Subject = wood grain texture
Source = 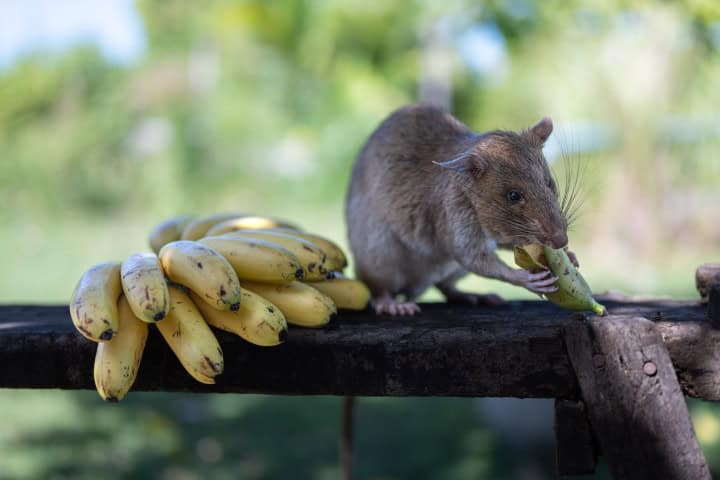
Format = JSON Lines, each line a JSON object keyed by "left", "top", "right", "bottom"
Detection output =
{"left": 0, "top": 299, "right": 715, "bottom": 399}
{"left": 564, "top": 316, "right": 710, "bottom": 480}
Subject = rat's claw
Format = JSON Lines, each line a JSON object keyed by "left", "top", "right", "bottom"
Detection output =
{"left": 373, "top": 297, "right": 421, "bottom": 316}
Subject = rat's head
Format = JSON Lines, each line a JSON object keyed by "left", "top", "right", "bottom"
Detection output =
{"left": 435, "top": 117, "right": 567, "bottom": 249}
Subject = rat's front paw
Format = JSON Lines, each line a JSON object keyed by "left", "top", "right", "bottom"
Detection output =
{"left": 515, "top": 269, "right": 558, "bottom": 294}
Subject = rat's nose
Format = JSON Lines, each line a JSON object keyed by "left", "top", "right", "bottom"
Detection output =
{"left": 548, "top": 231, "right": 568, "bottom": 250}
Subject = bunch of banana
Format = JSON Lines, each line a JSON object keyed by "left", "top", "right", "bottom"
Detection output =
{"left": 514, "top": 244, "right": 606, "bottom": 315}
{"left": 71, "top": 212, "right": 372, "bottom": 401}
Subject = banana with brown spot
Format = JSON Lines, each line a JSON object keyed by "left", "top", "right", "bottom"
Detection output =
{"left": 241, "top": 280, "right": 336, "bottom": 328}
{"left": 93, "top": 295, "right": 149, "bottom": 401}
{"left": 198, "top": 236, "right": 304, "bottom": 284}
{"left": 159, "top": 240, "right": 242, "bottom": 311}
{"left": 261, "top": 228, "right": 348, "bottom": 272}
{"left": 157, "top": 285, "right": 224, "bottom": 384}
{"left": 221, "top": 230, "right": 327, "bottom": 281}
{"left": 191, "top": 289, "right": 288, "bottom": 347}
{"left": 69, "top": 262, "right": 122, "bottom": 342}
{"left": 121, "top": 252, "right": 169, "bottom": 323}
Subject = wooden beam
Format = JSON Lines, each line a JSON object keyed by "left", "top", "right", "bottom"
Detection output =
{"left": 0, "top": 300, "right": 714, "bottom": 398}
{"left": 564, "top": 316, "right": 710, "bottom": 480}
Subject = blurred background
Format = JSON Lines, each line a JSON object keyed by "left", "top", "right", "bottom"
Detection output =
{"left": 1, "top": 0, "right": 719, "bottom": 478}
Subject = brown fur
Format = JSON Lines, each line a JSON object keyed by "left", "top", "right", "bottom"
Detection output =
{"left": 345, "top": 103, "right": 567, "bottom": 301}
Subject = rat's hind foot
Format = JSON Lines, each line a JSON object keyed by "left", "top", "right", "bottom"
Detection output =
{"left": 373, "top": 295, "right": 421, "bottom": 316}
{"left": 443, "top": 289, "right": 506, "bottom": 307}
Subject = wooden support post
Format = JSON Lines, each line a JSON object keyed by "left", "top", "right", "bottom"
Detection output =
{"left": 696, "top": 262, "right": 720, "bottom": 304}
{"left": 554, "top": 399, "right": 597, "bottom": 476}
{"left": 564, "top": 316, "right": 710, "bottom": 480}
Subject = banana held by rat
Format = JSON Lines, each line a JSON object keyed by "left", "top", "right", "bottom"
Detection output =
{"left": 261, "top": 228, "right": 348, "bottom": 272}
{"left": 70, "top": 262, "right": 122, "bottom": 342}
{"left": 221, "top": 230, "right": 327, "bottom": 280}
{"left": 204, "top": 216, "right": 299, "bottom": 237}
{"left": 198, "top": 236, "right": 304, "bottom": 284}
{"left": 158, "top": 240, "right": 242, "bottom": 311}
{"left": 148, "top": 215, "right": 194, "bottom": 253}
{"left": 241, "top": 280, "right": 337, "bottom": 328}
{"left": 93, "top": 295, "right": 149, "bottom": 402}
{"left": 191, "top": 290, "right": 288, "bottom": 347}
{"left": 309, "top": 278, "right": 371, "bottom": 310}
{"left": 121, "top": 253, "right": 169, "bottom": 323}
{"left": 514, "top": 244, "right": 606, "bottom": 315}
{"left": 157, "top": 285, "right": 224, "bottom": 384}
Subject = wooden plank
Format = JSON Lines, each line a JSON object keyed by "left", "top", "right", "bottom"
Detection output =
{"left": 0, "top": 300, "right": 713, "bottom": 398}
{"left": 564, "top": 316, "right": 710, "bottom": 480}
{"left": 554, "top": 399, "right": 597, "bottom": 476}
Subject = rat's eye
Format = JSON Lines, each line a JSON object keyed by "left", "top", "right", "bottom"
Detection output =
{"left": 506, "top": 190, "right": 524, "bottom": 204}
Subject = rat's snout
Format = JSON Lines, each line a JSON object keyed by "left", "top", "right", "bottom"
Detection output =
{"left": 546, "top": 231, "right": 568, "bottom": 250}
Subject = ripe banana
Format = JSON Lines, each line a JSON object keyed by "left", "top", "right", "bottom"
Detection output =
{"left": 70, "top": 262, "right": 122, "bottom": 341}
{"left": 157, "top": 285, "right": 224, "bottom": 384}
{"left": 93, "top": 295, "right": 149, "bottom": 401}
{"left": 198, "top": 236, "right": 304, "bottom": 284}
{"left": 148, "top": 215, "right": 193, "bottom": 253}
{"left": 309, "top": 278, "right": 370, "bottom": 310}
{"left": 159, "top": 240, "right": 242, "bottom": 311}
{"left": 264, "top": 228, "right": 348, "bottom": 272}
{"left": 121, "top": 252, "right": 169, "bottom": 322}
{"left": 514, "top": 244, "right": 606, "bottom": 315}
{"left": 241, "top": 281, "right": 337, "bottom": 328}
{"left": 191, "top": 290, "right": 288, "bottom": 347}
{"left": 204, "top": 216, "right": 299, "bottom": 237}
{"left": 222, "top": 230, "right": 327, "bottom": 280}
{"left": 181, "top": 212, "right": 246, "bottom": 241}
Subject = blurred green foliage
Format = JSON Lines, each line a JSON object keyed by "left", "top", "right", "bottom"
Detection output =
{"left": 1, "top": 0, "right": 720, "bottom": 478}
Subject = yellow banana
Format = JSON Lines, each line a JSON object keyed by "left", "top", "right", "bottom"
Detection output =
{"left": 191, "top": 290, "right": 288, "bottom": 347}
{"left": 241, "top": 281, "right": 336, "bottom": 328}
{"left": 204, "top": 216, "right": 300, "bottom": 237}
{"left": 514, "top": 244, "right": 606, "bottom": 315}
{"left": 198, "top": 236, "right": 304, "bottom": 284}
{"left": 148, "top": 215, "right": 193, "bottom": 253}
{"left": 181, "top": 212, "right": 246, "bottom": 241}
{"left": 157, "top": 285, "right": 224, "bottom": 384}
{"left": 222, "top": 230, "right": 327, "bottom": 281}
{"left": 159, "top": 240, "right": 242, "bottom": 311}
{"left": 93, "top": 295, "right": 149, "bottom": 401}
{"left": 309, "top": 278, "right": 370, "bottom": 310}
{"left": 121, "top": 252, "right": 169, "bottom": 323}
{"left": 69, "top": 262, "right": 122, "bottom": 342}
{"left": 262, "top": 228, "right": 348, "bottom": 272}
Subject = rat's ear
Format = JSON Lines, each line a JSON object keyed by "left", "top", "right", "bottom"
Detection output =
{"left": 528, "top": 116, "right": 553, "bottom": 144}
{"left": 433, "top": 149, "right": 485, "bottom": 177}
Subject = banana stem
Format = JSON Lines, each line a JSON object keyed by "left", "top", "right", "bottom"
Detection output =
{"left": 340, "top": 396, "right": 355, "bottom": 480}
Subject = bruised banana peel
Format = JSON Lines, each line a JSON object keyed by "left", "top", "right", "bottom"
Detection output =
{"left": 514, "top": 244, "right": 606, "bottom": 316}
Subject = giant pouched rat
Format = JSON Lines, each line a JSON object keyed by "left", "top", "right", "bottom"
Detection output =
{"left": 345, "top": 103, "right": 574, "bottom": 315}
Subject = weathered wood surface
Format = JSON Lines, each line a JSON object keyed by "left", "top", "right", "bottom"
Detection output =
{"left": 0, "top": 301, "right": 720, "bottom": 400}
{"left": 0, "top": 299, "right": 715, "bottom": 398}
{"left": 564, "top": 316, "right": 710, "bottom": 480}
{"left": 554, "top": 399, "right": 596, "bottom": 476}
